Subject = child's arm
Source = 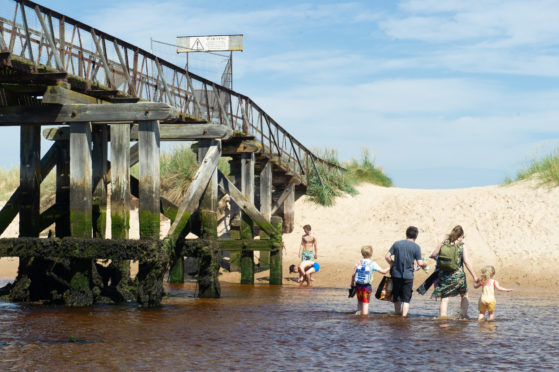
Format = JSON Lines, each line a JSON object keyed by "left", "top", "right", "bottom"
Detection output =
{"left": 350, "top": 270, "right": 356, "bottom": 287}
{"left": 494, "top": 280, "right": 513, "bottom": 292}
{"left": 299, "top": 237, "right": 304, "bottom": 259}
{"left": 377, "top": 266, "right": 390, "bottom": 275}
{"left": 314, "top": 237, "right": 318, "bottom": 259}
{"left": 473, "top": 280, "right": 482, "bottom": 289}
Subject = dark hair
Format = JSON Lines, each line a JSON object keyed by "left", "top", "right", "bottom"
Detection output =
{"left": 406, "top": 226, "right": 419, "bottom": 240}
{"left": 303, "top": 224, "right": 311, "bottom": 231}
{"left": 448, "top": 225, "right": 464, "bottom": 243}
{"left": 289, "top": 264, "right": 297, "bottom": 273}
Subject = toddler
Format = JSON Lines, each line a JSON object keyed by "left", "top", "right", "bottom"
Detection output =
{"left": 473, "top": 265, "right": 513, "bottom": 321}
{"left": 351, "top": 245, "right": 389, "bottom": 315}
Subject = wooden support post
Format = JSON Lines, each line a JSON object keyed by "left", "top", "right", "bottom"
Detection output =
{"left": 228, "top": 158, "right": 241, "bottom": 272}
{"left": 138, "top": 120, "right": 160, "bottom": 239}
{"left": 269, "top": 216, "right": 283, "bottom": 285}
{"left": 137, "top": 121, "right": 164, "bottom": 305}
{"left": 259, "top": 160, "right": 272, "bottom": 268}
{"left": 92, "top": 125, "right": 108, "bottom": 238}
{"left": 19, "top": 125, "right": 41, "bottom": 237}
{"left": 55, "top": 141, "right": 70, "bottom": 237}
{"left": 69, "top": 122, "right": 94, "bottom": 306}
{"left": 196, "top": 139, "right": 221, "bottom": 297}
{"left": 283, "top": 183, "right": 295, "bottom": 233}
{"left": 110, "top": 124, "right": 130, "bottom": 239}
{"left": 240, "top": 153, "right": 255, "bottom": 284}
{"left": 70, "top": 122, "right": 92, "bottom": 238}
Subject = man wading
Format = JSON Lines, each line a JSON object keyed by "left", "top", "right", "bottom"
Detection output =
{"left": 385, "top": 226, "right": 427, "bottom": 317}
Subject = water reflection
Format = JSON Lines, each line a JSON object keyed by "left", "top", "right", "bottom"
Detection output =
{"left": 0, "top": 284, "right": 557, "bottom": 370}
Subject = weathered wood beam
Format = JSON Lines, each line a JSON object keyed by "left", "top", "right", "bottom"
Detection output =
{"left": 138, "top": 120, "right": 160, "bottom": 239}
{"left": 69, "top": 122, "right": 92, "bottom": 238}
{"left": 19, "top": 125, "right": 41, "bottom": 237}
{"left": 240, "top": 153, "right": 255, "bottom": 284}
{"left": 0, "top": 141, "right": 59, "bottom": 235}
{"left": 92, "top": 125, "right": 108, "bottom": 238}
{"left": 259, "top": 160, "right": 272, "bottom": 267}
{"left": 0, "top": 72, "right": 67, "bottom": 83}
{"left": 110, "top": 124, "right": 130, "bottom": 239}
{"left": 0, "top": 237, "right": 165, "bottom": 262}
{"left": 271, "top": 183, "right": 294, "bottom": 215}
{"left": 269, "top": 216, "right": 283, "bottom": 285}
{"left": 166, "top": 143, "right": 220, "bottom": 246}
{"left": 43, "top": 85, "right": 111, "bottom": 105}
{"left": 55, "top": 140, "right": 70, "bottom": 237}
{"left": 0, "top": 102, "right": 178, "bottom": 125}
{"left": 217, "top": 170, "right": 278, "bottom": 237}
{"left": 196, "top": 139, "right": 221, "bottom": 296}
{"left": 283, "top": 183, "right": 295, "bottom": 233}
{"left": 218, "top": 239, "right": 275, "bottom": 252}
{"left": 43, "top": 124, "right": 232, "bottom": 141}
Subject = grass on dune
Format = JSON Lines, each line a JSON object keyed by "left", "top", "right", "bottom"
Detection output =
{"left": 505, "top": 147, "right": 559, "bottom": 187}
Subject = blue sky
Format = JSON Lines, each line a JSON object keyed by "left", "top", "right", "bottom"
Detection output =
{"left": 3, "top": 0, "right": 559, "bottom": 188}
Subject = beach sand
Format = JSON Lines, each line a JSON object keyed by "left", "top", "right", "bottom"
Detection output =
{"left": 2, "top": 179, "right": 558, "bottom": 290}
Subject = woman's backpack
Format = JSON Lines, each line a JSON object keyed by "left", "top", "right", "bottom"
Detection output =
{"left": 437, "top": 242, "right": 461, "bottom": 272}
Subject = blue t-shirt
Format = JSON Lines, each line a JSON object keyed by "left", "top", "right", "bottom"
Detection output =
{"left": 389, "top": 239, "right": 421, "bottom": 280}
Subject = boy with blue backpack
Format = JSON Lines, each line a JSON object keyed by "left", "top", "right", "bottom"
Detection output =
{"left": 351, "top": 245, "right": 390, "bottom": 315}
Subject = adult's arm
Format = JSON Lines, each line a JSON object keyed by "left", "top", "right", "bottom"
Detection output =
{"left": 415, "top": 246, "right": 427, "bottom": 267}
{"left": 430, "top": 242, "right": 443, "bottom": 259}
{"left": 462, "top": 244, "right": 478, "bottom": 282}
{"left": 385, "top": 249, "right": 394, "bottom": 266}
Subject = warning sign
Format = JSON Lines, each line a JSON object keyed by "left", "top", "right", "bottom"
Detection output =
{"left": 177, "top": 35, "right": 243, "bottom": 53}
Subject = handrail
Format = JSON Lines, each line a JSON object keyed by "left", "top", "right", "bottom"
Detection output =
{"left": 0, "top": 0, "right": 345, "bottom": 186}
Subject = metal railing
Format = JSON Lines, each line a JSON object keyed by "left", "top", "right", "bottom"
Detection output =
{"left": 0, "top": 0, "right": 344, "bottom": 186}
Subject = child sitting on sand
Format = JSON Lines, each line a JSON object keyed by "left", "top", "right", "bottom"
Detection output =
{"left": 351, "top": 245, "right": 389, "bottom": 315}
{"left": 289, "top": 260, "right": 320, "bottom": 286}
{"left": 473, "top": 265, "right": 513, "bottom": 321}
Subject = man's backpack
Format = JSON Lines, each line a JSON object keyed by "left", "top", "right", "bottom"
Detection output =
{"left": 355, "top": 260, "right": 374, "bottom": 285}
{"left": 438, "top": 242, "right": 461, "bottom": 273}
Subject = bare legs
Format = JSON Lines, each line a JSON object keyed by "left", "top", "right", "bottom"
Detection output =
{"left": 439, "top": 293, "right": 469, "bottom": 318}
{"left": 478, "top": 311, "right": 495, "bottom": 321}
{"left": 394, "top": 302, "right": 410, "bottom": 317}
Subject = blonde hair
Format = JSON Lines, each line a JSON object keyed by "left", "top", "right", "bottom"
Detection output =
{"left": 361, "top": 245, "right": 373, "bottom": 259}
{"left": 480, "top": 265, "right": 496, "bottom": 282}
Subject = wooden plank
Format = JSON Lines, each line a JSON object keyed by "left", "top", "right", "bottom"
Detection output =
{"left": 110, "top": 124, "right": 130, "bottom": 239}
{"left": 166, "top": 144, "right": 220, "bottom": 246}
{"left": 43, "top": 124, "right": 232, "bottom": 141}
{"left": 138, "top": 120, "right": 160, "bottom": 239}
{"left": 269, "top": 216, "right": 283, "bottom": 285}
{"left": 259, "top": 160, "right": 272, "bottom": 267}
{"left": 283, "top": 183, "right": 295, "bottom": 233}
{"left": 19, "top": 125, "right": 41, "bottom": 237}
{"left": 43, "top": 85, "right": 111, "bottom": 105}
{"left": 69, "top": 122, "right": 92, "bottom": 238}
{"left": 0, "top": 102, "right": 178, "bottom": 125}
{"left": 271, "top": 183, "right": 294, "bottom": 215}
{"left": 0, "top": 72, "right": 67, "bottom": 83}
{"left": 55, "top": 140, "right": 70, "bottom": 237}
{"left": 240, "top": 153, "right": 255, "bottom": 284}
{"left": 91, "top": 125, "right": 108, "bottom": 238}
{"left": 196, "top": 139, "right": 221, "bottom": 297}
{"left": 217, "top": 170, "right": 278, "bottom": 237}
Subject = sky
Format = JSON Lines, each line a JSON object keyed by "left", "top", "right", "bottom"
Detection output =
{"left": 2, "top": 0, "right": 559, "bottom": 188}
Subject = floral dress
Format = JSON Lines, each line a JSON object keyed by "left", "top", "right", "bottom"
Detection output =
{"left": 432, "top": 242, "right": 467, "bottom": 298}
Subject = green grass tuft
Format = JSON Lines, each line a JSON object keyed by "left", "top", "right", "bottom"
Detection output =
{"left": 506, "top": 147, "right": 559, "bottom": 186}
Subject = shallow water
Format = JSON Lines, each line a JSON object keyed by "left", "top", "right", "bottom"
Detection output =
{"left": 0, "top": 280, "right": 557, "bottom": 371}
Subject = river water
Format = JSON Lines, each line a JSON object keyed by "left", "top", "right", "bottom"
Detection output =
{"left": 0, "top": 280, "right": 557, "bottom": 371}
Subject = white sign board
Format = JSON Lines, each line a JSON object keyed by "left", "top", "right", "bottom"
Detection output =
{"left": 176, "top": 35, "right": 243, "bottom": 53}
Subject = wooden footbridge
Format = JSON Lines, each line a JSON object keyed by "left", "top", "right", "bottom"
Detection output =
{"left": 0, "top": 0, "right": 343, "bottom": 306}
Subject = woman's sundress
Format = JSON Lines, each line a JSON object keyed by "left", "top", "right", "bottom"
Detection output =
{"left": 432, "top": 242, "right": 467, "bottom": 298}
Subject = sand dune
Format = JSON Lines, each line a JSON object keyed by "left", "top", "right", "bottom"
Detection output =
{"left": 282, "top": 180, "right": 559, "bottom": 290}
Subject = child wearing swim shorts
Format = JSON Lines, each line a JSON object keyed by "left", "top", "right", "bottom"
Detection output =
{"left": 351, "top": 245, "right": 389, "bottom": 315}
{"left": 473, "top": 265, "right": 513, "bottom": 321}
{"left": 289, "top": 261, "right": 320, "bottom": 286}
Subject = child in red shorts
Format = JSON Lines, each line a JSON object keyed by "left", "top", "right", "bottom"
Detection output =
{"left": 351, "top": 245, "right": 389, "bottom": 315}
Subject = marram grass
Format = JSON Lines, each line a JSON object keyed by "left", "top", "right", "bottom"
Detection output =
{"left": 505, "top": 147, "right": 559, "bottom": 187}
